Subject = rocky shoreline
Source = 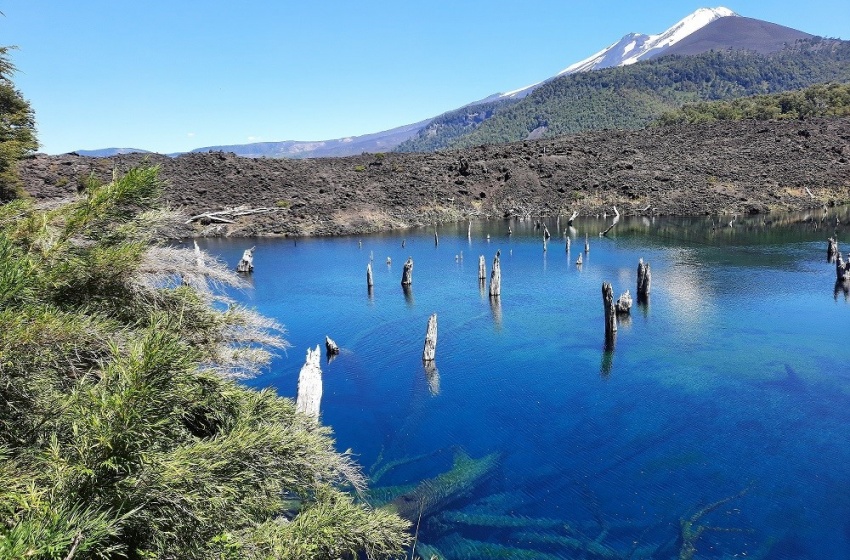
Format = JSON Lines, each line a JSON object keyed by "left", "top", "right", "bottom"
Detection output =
{"left": 17, "top": 117, "right": 850, "bottom": 237}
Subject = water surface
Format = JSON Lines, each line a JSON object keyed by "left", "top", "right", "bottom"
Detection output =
{"left": 198, "top": 209, "right": 850, "bottom": 559}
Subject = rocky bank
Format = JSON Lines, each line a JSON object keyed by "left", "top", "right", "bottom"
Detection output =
{"left": 17, "top": 117, "right": 850, "bottom": 237}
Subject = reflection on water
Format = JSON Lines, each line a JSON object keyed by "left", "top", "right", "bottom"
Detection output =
{"left": 198, "top": 205, "right": 850, "bottom": 559}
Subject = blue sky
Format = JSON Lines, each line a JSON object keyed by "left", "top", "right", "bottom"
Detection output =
{"left": 3, "top": 1, "right": 848, "bottom": 155}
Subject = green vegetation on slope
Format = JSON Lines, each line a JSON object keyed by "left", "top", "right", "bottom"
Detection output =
{"left": 398, "top": 37, "right": 850, "bottom": 152}
{"left": 0, "top": 47, "right": 38, "bottom": 200}
{"left": 0, "top": 166, "right": 411, "bottom": 559}
{"left": 655, "top": 81, "right": 850, "bottom": 125}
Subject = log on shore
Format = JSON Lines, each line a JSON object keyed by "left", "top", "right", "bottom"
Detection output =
{"left": 295, "top": 346, "right": 322, "bottom": 418}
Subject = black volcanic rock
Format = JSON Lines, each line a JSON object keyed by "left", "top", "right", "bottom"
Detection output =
{"left": 18, "top": 117, "right": 850, "bottom": 237}
{"left": 660, "top": 16, "right": 813, "bottom": 57}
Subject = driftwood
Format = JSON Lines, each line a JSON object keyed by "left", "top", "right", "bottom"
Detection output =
{"left": 828, "top": 237, "right": 838, "bottom": 262}
{"left": 422, "top": 313, "right": 438, "bottom": 362}
{"left": 616, "top": 290, "right": 633, "bottom": 314}
{"left": 401, "top": 257, "right": 413, "bottom": 286}
{"left": 295, "top": 346, "right": 322, "bottom": 418}
{"left": 600, "top": 206, "right": 620, "bottom": 237}
{"left": 602, "top": 282, "right": 617, "bottom": 340}
{"left": 637, "top": 258, "right": 651, "bottom": 300}
{"left": 236, "top": 246, "right": 255, "bottom": 273}
{"left": 489, "top": 250, "right": 501, "bottom": 297}
{"left": 325, "top": 336, "right": 340, "bottom": 356}
{"left": 478, "top": 255, "right": 486, "bottom": 280}
{"left": 186, "top": 205, "right": 277, "bottom": 224}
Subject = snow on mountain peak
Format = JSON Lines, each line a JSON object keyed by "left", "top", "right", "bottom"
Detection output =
{"left": 501, "top": 7, "right": 738, "bottom": 99}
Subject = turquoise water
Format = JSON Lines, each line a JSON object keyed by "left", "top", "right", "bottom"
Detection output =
{"left": 198, "top": 210, "right": 850, "bottom": 559}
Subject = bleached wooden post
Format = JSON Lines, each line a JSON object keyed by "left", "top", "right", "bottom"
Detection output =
{"left": 236, "top": 246, "right": 255, "bottom": 273}
{"left": 295, "top": 346, "right": 322, "bottom": 418}
{"left": 602, "top": 282, "right": 617, "bottom": 341}
{"left": 478, "top": 255, "right": 486, "bottom": 280}
{"left": 422, "top": 313, "right": 437, "bottom": 362}
{"left": 401, "top": 257, "right": 413, "bottom": 286}
{"left": 325, "top": 336, "right": 340, "bottom": 356}
{"left": 367, "top": 262, "right": 374, "bottom": 288}
{"left": 828, "top": 237, "right": 838, "bottom": 262}
{"left": 468, "top": 221, "right": 472, "bottom": 242}
{"left": 576, "top": 253, "right": 583, "bottom": 265}
{"left": 584, "top": 234, "right": 589, "bottom": 253}
{"left": 489, "top": 250, "right": 501, "bottom": 297}
{"left": 435, "top": 229, "right": 439, "bottom": 246}
{"left": 637, "top": 258, "right": 651, "bottom": 300}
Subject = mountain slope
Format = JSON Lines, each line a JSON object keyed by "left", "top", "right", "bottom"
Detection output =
{"left": 661, "top": 15, "right": 813, "bottom": 56}
{"left": 398, "top": 38, "right": 850, "bottom": 152}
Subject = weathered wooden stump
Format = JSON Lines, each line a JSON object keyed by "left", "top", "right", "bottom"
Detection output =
{"left": 236, "top": 246, "right": 255, "bottom": 273}
{"left": 325, "top": 336, "right": 340, "bottom": 356}
{"left": 568, "top": 210, "right": 578, "bottom": 227}
{"left": 584, "top": 234, "right": 589, "bottom": 253}
{"left": 478, "top": 255, "right": 486, "bottom": 280}
{"left": 576, "top": 253, "right": 583, "bottom": 265}
{"left": 367, "top": 262, "right": 374, "bottom": 288}
{"left": 401, "top": 257, "right": 413, "bottom": 286}
{"left": 489, "top": 250, "right": 501, "bottom": 297}
{"left": 616, "top": 290, "right": 633, "bottom": 315}
{"left": 422, "top": 313, "right": 438, "bottom": 362}
{"left": 295, "top": 346, "right": 322, "bottom": 418}
{"left": 837, "top": 252, "right": 850, "bottom": 282}
{"left": 637, "top": 258, "right": 651, "bottom": 301}
{"left": 602, "top": 282, "right": 617, "bottom": 340}
{"left": 828, "top": 237, "right": 839, "bottom": 262}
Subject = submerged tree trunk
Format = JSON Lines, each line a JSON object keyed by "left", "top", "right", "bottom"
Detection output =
{"left": 236, "top": 246, "right": 255, "bottom": 273}
{"left": 602, "top": 282, "right": 617, "bottom": 340}
{"left": 295, "top": 346, "right": 322, "bottom": 418}
{"left": 489, "top": 250, "right": 501, "bottom": 297}
{"left": 401, "top": 257, "right": 413, "bottom": 286}
{"left": 828, "top": 237, "right": 839, "bottom": 262}
{"left": 837, "top": 253, "right": 850, "bottom": 282}
{"left": 422, "top": 313, "right": 438, "bottom": 362}
{"left": 478, "top": 255, "right": 486, "bottom": 280}
{"left": 367, "top": 262, "right": 374, "bottom": 288}
{"left": 637, "top": 258, "right": 651, "bottom": 301}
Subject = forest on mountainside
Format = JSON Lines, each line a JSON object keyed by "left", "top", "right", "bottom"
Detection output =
{"left": 396, "top": 38, "right": 850, "bottom": 153}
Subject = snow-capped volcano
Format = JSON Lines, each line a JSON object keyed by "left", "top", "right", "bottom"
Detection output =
{"left": 502, "top": 7, "right": 737, "bottom": 98}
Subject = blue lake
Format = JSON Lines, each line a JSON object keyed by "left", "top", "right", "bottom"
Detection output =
{"left": 197, "top": 210, "right": 850, "bottom": 559}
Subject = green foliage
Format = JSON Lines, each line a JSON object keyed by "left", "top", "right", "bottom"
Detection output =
{"left": 397, "top": 38, "right": 850, "bottom": 151}
{"left": 655, "top": 82, "right": 850, "bottom": 125}
{"left": 354, "top": 164, "right": 366, "bottom": 172}
{"left": 0, "top": 46, "right": 38, "bottom": 201}
{"left": 0, "top": 166, "right": 411, "bottom": 559}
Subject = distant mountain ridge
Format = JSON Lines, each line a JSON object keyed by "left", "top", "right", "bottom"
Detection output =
{"left": 74, "top": 7, "right": 832, "bottom": 158}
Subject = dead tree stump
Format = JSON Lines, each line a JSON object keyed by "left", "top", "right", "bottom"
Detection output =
{"left": 295, "top": 346, "right": 322, "bottom": 418}
{"left": 489, "top": 250, "right": 501, "bottom": 297}
{"left": 602, "top": 282, "right": 617, "bottom": 340}
{"left": 422, "top": 313, "right": 438, "bottom": 362}
{"left": 828, "top": 237, "right": 839, "bottom": 262}
{"left": 236, "top": 246, "right": 255, "bottom": 273}
{"left": 367, "top": 262, "right": 374, "bottom": 288}
{"left": 401, "top": 257, "right": 413, "bottom": 286}
{"left": 637, "top": 258, "right": 651, "bottom": 301}
{"left": 616, "top": 290, "right": 633, "bottom": 314}
{"left": 478, "top": 255, "right": 486, "bottom": 280}
{"left": 325, "top": 336, "right": 340, "bottom": 356}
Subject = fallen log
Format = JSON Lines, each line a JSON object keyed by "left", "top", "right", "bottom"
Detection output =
{"left": 295, "top": 346, "right": 322, "bottom": 418}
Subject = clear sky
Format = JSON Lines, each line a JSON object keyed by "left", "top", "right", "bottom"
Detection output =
{"left": 3, "top": 1, "right": 848, "bottom": 155}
